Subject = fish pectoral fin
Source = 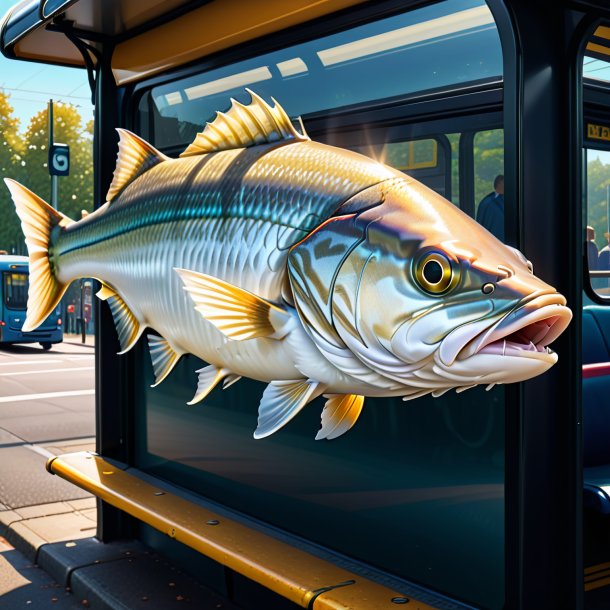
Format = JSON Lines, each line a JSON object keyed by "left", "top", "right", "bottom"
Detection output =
{"left": 107, "top": 129, "right": 168, "bottom": 202}
{"left": 188, "top": 365, "right": 232, "bottom": 405}
{"left": 254, "top": 379, "right": 323, "bottom": 439}
{"left": 180, "top": 89, "right": 308, "bottom": 157}
{"left": 147, "top": 334, "right": 183, "bottom": 387}
{"left": 175, "top": 268, "right": 291, "bottom": 341}
{"left": 107, "top": 293, "right": 145, "bottom": 354}
{"left": 316, "top": 394, "right": 364, "bottom": 441}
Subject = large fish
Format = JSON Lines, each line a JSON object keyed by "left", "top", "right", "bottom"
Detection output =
{"left": 5, "top": 91, "right": 571, "bottom": 440}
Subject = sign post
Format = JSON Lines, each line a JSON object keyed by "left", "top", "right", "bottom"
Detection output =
{"left": 47, "top": 99, "right": 70, "bottom": 210}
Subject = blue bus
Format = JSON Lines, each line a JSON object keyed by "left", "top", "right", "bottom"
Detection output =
{"left": 0, "top": 255, "right": 63, "bottom": 350}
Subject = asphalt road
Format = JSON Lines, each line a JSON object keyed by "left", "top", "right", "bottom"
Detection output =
{"left": 0, "top": 338, "right": 95, "bottom": 510}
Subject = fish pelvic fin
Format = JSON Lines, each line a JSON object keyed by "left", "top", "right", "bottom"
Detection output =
{"left": 106, "top": 129, "right": 169, "bottom": 202}
{"left": 179, "top": 89, "right": 309, "bottom": 157}
{"left": 147, "top": 334, "right": 183, "bottom": 387}
{"left": 3, "top": 179, "right": 74, "bottom": 332}
{"left": 175, "top": 268, "right": 291, "bottom": 341}
{"left": 316, "top": 394, "right": 365, "bottom": 441}
{"left": 106, "top": 292, "right": 145, "bottom": 354}
{"left": 188, "top": 365, "right": 234, "bottom": 405}
{"left": 254, "top": 379, "right": 323, "bottom": 439}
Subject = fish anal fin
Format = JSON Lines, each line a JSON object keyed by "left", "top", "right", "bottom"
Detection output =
{"left": 107, "top": 293, "right": 144, "bottom": 354}
{"left": 175, "top": 268, "right": 291, "bottom": 341}
{"left": 96, "top": 282, "right": 117, "bottom": 301}
{"left": 3, "top": 179, "right": 74, "bottom": 331}
{"left": 254, "top": 379, "right": 323, "bottom": 439}
{"left": 222, "top": 374, "right": 242, "bottom": 390}
{"left": 188, "top": 365, "right": 231, "bottom": 405}
{"left": 316, "top": 394, "right": 364, "bottom": 441}
{"left": 147, "top": 334, "right": 182, "bottom": 387}
{"left": 106, "top": 129, "right": 169, "bottom": 202}
{"left": 179, "top": 89, "right": 309, "bottom": 157}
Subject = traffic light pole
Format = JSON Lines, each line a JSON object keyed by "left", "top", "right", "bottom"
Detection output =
{"left": 48, "top": 99, "right": 58, "bottom": 210}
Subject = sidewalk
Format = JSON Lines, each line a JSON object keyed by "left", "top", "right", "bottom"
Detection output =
{"left": 62, "top": 333, "right": 95, "bottom": 348}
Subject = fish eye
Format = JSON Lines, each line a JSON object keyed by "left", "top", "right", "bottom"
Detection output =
{"left": 413, "top": 250, "right": 459, "bottom": 295}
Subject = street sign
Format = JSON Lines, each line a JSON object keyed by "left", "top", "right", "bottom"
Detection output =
{"left": 49, "top": 143, "right": 70, "bottom": 176}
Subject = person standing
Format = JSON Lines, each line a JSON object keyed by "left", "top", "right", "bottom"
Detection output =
{"left": 476, "top": 174, "right": 504, "bottom": 241}
{"left": 587, "top": 226, "right": 599, "bottom": 271}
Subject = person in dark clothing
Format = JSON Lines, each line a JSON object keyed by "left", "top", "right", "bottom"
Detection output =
{"left": 476, "top": 174, "right": 504, "bottom": 241}
{"left": 587, "top": 226, "right": 599, "bottom": 271}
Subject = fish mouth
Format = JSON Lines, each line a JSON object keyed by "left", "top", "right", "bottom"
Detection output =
{"left": 457, "top": 292, "right": 572, "bottom": 363}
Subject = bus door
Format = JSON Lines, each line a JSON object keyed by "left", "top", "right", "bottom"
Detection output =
{"left": 2, "top": 269, "right": 29, "bottom": 332}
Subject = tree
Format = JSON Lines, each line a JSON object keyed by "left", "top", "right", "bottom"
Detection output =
{"left": 22, "top": 102, "right": 94, "bottom": 223}
{"left": 0, "top": 92, "right": 26, "bottom": 252}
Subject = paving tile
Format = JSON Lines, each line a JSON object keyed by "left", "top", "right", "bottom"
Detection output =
{"left": 5, "top": 521, "right": 46, "bottom": 560}
{"left": 21, "top": 512, "right": 97, "bottom": 545}
{"left": 77, "top": 508, "right": 96, "bottom": 523}
{"left": 14, "top": 501, "right": 73, "bottom": 520}
{"left": 0, "top": 511, "right": 21, "bottom": 537}
{"left": 0, "top": 445, "right": 90, "bottom": 508}
{"left": 44, "top": 439, "right": 96, "bottom": 456}
{"left": 66, "top": 498, "right": 96, "bottom": 512}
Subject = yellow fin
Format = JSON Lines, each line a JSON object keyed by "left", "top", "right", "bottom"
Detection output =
{"left": 316, "top": 394, "right": 364, "bottom": 440}
{"left": 175, "top": 268, "right": 291, "bottom": 341}
{"left": 107, "top": 293, "right": 144, "bottom": 354}
{"left": 179, "top": 89, "right": 309, "bottom": 157}
{"left": 3, "top": 179, "right": 74, "bottom": 332}
{"left": 147, "top": 334, "right": 182, "bottom": 387}
{"left": 106, "top": 129, "right": 168, "bottom": 202}
{"left": 96, "top": 282, "right": 117, "bottom": 301}
{"left": 254, "top": 379, "right": 323, "bottom": 439}
{"left": 188, "top": 365, "right": 234, "bottom": 405}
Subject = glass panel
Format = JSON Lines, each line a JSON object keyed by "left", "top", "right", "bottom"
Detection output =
{"left": 474, "top": 129, "right": 504, "bottom": 241}
{"left": 137, "top": 360, "right": 505, "bottom": 609}
{"left": 143, "top": 0, "right": 502, "bottom": 150}
{"left": 585, "top": 148, "right": 610, "bottom": 297}
{"left": 135, "top": 3, "right": 505, "bottom": 608}
{"left": 3, "top": 272, "right": 28, "bottom": 310}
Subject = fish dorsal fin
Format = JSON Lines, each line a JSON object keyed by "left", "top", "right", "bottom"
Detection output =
{"left": 316, "top": 394, "right": 364, "bottom": 440}
{"left": 106, "top": 129, "right": 169, "bottom": 202}
{"left": 175, "top": 267, "right": 292, "bottom": 341}
{"left": 254, "top": 379, "right": 323, "bottom": 439}
{"left": 179, "top": 89, "right": 309, "bottom": 158}
{"left": 147, "top": 334, "right": 183, "bottom": 387}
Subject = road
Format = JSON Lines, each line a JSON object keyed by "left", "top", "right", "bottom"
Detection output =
{"left": 0, "top": 338, "right": 95, "bottom": 511}
{"left": 0, "top": 336, "right": 96, "bottom": 608}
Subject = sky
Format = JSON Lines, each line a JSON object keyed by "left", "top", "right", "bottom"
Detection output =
{"left": 0, "top": 0, "right": 93, "bottom": 131}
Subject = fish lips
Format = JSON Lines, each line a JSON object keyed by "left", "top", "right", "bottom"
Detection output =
{"left": 439, "top": 292, "right": 572, "bottom": 368}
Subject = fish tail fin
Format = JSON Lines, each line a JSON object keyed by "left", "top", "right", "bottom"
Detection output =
{"left": 3, "top": 179, "right": 75, "bottom": 332}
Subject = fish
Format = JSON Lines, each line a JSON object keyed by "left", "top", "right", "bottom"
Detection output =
{"left": 4, "top": 90, "right": 572, "bottom": 440}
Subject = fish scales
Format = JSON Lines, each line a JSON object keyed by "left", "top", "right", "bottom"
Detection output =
{"left": 5, "top": 91, "right": 572, "bottom": 439}
{"left": 51, "top": 141, "right": 397, "bottom": 382}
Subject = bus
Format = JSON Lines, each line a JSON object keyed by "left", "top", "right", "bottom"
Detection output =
{"left": 0, "top": 255, "right": 62, "bottom": 350}
{"left": 2, "top": 0, "right": 610, "bottom": 609}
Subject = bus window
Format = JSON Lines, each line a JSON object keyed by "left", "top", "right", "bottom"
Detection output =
{"left": 473, "top": 129, "right": 504, "bottom": 240}
{"left": 585, "top": 147, "right": 610, "bottom": 297}
{"left": 474, "top": 129, "right": 504, "bottom": 217}
{"left": 353, "top": 137, "right": 451, "bottom": 199}
{"left": 3, "top": 272, "right": 28, "bottom": 310}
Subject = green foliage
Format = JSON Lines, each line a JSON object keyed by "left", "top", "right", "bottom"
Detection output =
{"left": 586, "top": 156, "right": 610, "bottom": 250}
{"left": 473, "top": 129, "right": 504, "bottom": 214}
{"left": 0, "top": 96, "right": 93, "bottom": 254}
